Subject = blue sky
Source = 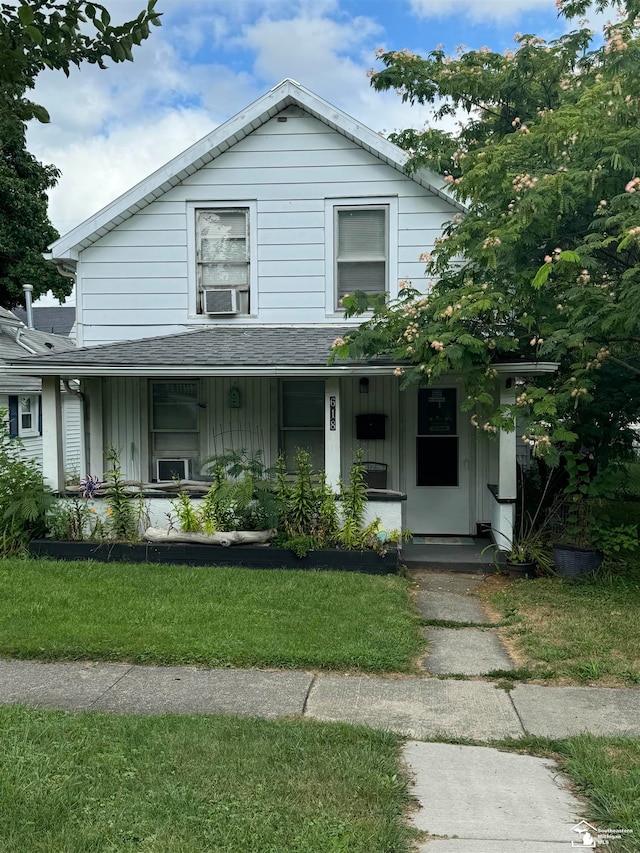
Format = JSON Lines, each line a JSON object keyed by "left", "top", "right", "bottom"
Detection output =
{"left": 26, "top": 0, "right": 586, "bottom": 252}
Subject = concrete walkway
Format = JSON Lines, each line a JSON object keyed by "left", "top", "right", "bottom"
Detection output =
{"left": 1, "top": 656, "right": 639, "bottom": 738}
{"left": 1, "top": 570, "right": 637, "bottom": 850}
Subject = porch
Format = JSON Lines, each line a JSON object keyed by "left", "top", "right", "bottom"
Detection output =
{"left": 6, "top": 325, "right": 556, "bottom": 549}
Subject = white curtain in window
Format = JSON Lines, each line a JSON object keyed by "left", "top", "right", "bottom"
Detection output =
{"left": 196, "top": 209, "right": 249, "bottom": 292}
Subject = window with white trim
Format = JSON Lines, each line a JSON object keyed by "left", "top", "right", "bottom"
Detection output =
{"left": 335, "top": 205, "right": 388, "bottom": 309}
{"left": 18, "top": 395, "right": 39, "bottom": 437}
{"left": 196, "top": 208, "right": 250, "bottom": 315}
{"left": 150, "top": 381, "right": 200, "bottom": 480}
{"left": 279, "top": 380, "right": 325, "bottom": 472}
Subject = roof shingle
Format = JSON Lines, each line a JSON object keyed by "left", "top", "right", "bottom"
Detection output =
{"left": 9, "top": 326, "right": 387, "bottom": 370}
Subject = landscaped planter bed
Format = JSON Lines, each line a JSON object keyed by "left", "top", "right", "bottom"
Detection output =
{"left": 28, "top": 540, "right": 399, "bottom": 574}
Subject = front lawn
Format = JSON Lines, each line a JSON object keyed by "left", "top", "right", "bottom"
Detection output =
{"left": 485, "top": 567, "right": 640, "bottom": 685}
{"left": 0, "top": 559, "right": 422, "bottom": 672}
{"left": 0, "top": 706, "right": 418, "bottom": 852}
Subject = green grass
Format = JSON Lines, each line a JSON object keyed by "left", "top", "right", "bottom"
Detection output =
{"left": 499, "top": 735, "right": 640, "bottom": 851}
{"left": 0, "top": 558, "right": 423, "bottom": 672}
{"left": 486, "top": 568, "right": 640, "bottom": 684}
{"left": 0, "top": 706, "right": 418, "bottom": 852}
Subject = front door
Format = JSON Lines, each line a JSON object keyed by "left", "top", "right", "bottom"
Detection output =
{"left": 404, "top": 386, "right": 472, "bottom": 534}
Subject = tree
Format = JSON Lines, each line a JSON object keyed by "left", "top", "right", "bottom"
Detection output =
{"left": 335, "top": 0, "right": 640, "bottom": 463}
{"left": 0, "top": 1, "right": 161, "bottom": 308}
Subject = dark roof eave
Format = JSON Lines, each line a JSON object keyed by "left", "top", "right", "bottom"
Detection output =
{"left": 4, "top": 361, "right": 399, "bottom": 378}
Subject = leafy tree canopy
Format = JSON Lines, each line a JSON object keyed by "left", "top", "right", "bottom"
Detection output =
{"left": 0, "top": 1, "right": 161, "bottom": 308}
{"left": 335, "top": 0, "right": 640, "bottom": 463}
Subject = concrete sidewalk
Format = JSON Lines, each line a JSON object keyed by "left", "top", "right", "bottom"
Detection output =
{"left": 1, "top": 657, "right": 635, "bottom": 850}
{"left": 1, "top": 657, "right": 639, "bottom": 739}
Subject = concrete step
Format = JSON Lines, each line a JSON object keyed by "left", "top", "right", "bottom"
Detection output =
{"left": 401, "top": 540, "right": 495, "bottom": 573}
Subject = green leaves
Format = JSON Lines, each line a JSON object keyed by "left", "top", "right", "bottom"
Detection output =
{"left": 29, "top": 103, "right": 50, "bottom": 123}
{"left": 532, "top": 263, "right": 552, "bottom": 289}
{"left": 17, "top": 4, "right": 34, "bottom": 26}
{"left": 0, "top": 1, "right": 163, "bottom": 304}
{"left": 354, "top": 4, "right": 640, "bottom": 456}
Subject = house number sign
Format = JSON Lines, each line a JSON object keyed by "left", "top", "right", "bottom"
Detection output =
{"left": 329, "top": 396, "right": 337, "bottom": 431}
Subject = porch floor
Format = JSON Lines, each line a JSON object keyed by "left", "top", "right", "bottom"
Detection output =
{"left": 400, "top": 538, "right": 496, "bottom": 573}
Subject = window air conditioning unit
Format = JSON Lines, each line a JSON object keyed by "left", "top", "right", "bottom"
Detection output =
{"left": 203, "top": 288, "right": 238, "bottom": 315}
{"left": 155, "top": 458, "right": 190, "bottom": 482}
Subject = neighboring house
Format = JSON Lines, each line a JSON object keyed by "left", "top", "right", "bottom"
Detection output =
{"left": 7, "top": 80, "right": 554, "bottom": 541}
{"left": 0, "top": 308, "right": 83, "bottom": 478}
{"left": 11, "top": 306, "right": 76, "bottom": 338}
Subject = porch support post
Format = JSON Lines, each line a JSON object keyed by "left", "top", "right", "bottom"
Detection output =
{"left": 41, "top": 375, "right": 64, "bottom": 492}
{"left": 495, "top": 376, "right": 517, "bottom": 548}
{"left": 87, "top": 378, "right": 104, "bottom": 477}
{"left": 324, "top": 377, "right": 341, "bottom": 490}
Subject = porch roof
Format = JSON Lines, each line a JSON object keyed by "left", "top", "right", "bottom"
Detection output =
{"left": 6, "top": 325, "right": 398, "bottom": 378}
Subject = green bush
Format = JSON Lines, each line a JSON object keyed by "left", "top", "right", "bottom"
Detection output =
{"left": 0, "top": 413, "right": 54, "bottom": 553}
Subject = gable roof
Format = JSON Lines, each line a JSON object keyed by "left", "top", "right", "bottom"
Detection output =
{"left": 12, "top": 306, "right": 76, "bottom": 337}
{"left": 6, "top": 325, "right": 396, "bottom": 377}
{"left": 50, "top": 78, "right": 465, "bottom": 261}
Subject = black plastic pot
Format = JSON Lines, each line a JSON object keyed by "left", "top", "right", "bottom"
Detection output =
{"left": 505, "top": 560, "right": 536, "bottom": 579}
{"left": 552, "top": 544, "right": 603, "bottom": 578}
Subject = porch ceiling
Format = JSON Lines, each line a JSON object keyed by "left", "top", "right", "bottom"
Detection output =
{"left": 5, "top": 325, "right": 399, "bottom": 378}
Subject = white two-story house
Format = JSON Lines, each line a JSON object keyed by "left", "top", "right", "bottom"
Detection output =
{"left": 9, "top": 80, "right": 547, "bottom": 540}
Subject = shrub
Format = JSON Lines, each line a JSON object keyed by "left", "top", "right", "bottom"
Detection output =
{"left": 0, "top": 413, "right": 54, "bottom": 553}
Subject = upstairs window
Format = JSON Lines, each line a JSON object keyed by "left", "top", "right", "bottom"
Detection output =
{"left": 335, "top": 206, "right": 387, "bottom": 308}
{"left": 196, "top": 208, "right": 250, "bottom": 315}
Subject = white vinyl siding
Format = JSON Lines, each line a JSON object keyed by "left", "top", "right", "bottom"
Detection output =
{"left": 340, "top": 376, "right": 400, "bottom": 491}
{"left": 101, "top": 377, "right": 273, "bottom": 482}
{"left": 335, "top": 206, "right": 387, "bottom": 306}
{"left": 77, "top": 111, "right": 458, "bottom": 344}
{"left": 62, "top": 395, "right": 83, "bottom": 481}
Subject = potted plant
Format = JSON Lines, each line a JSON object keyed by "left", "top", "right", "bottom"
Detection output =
{"left": 485, "top": 466, "right": 555, "bottom": 578}
{"left": 503, "top": 526, "right": 553, "bottom": 578}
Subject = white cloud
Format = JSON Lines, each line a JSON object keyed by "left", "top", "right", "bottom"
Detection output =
{"left": 409, "top": 0, "right": 553, "bottom": 23}
{"left": 38, "top": 108, "right": 214, "bottom": 233}
{"left": 242, "top": 13, "right": 380, "bottom": 97}
{"left": 241, "top": 12, "right": 434, "bottom": 134}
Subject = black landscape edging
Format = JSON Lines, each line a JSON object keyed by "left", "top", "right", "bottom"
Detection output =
{"left": 28, "top": 539, "right": 398, "bottom": 574}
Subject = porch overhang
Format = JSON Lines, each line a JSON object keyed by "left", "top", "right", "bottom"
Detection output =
{"left": 494, "top": 361, "right": 559, "bottom": 375}
{"left": 4, "top": 363, "right": 401, "bottom": 378}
